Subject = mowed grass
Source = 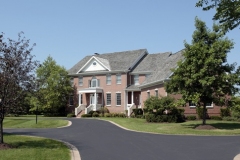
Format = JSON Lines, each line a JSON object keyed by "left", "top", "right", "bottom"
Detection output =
{"left": 100, "top": 118, "right": 240, "bottom": 135}
{"left": 1, "top": 134, "right": 70, "bottom": 160}
{"left": 3, "top": 118, "right": 68, "bottom": 128}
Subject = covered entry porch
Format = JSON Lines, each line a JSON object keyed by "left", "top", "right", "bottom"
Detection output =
{"left": 125, "top": 87, "right": 141, "bottom": 117}
{"left": 75, "top": 88, "right": 103, "bottom": 115}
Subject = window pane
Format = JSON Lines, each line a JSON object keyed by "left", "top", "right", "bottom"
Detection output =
{"left": 106, "top": 93, "right": 111, "bottom": 105}
{"left": 116, "top": 74, "right": 121, "bottom": 84}
{"left": 134, "top": 75, "right": 139, "bottom": 85}
{"left": 78, "top": 77, "right": 83, "bottom": 86}
{"left": 155, "top": 90, "right": 158, "bottom": 97}
{"left": 106, "top": 74, "right": 111, "bottom": 84}
{"left": 116, "top": 93, "right": 121, "bottom": 105}
{"left": 189, "top": 101, "right": 196, "bottom": 107}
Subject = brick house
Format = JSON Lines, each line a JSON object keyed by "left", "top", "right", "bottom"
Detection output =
{"left": 68, "top": 49, "right": 222, "bottom": 116}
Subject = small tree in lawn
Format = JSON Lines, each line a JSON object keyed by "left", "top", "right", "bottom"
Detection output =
{"left": 165, "top": 18, "right": 240, "bottom": 125}
{"left": 0, "top": 32, "right": 39, "bottom": 143}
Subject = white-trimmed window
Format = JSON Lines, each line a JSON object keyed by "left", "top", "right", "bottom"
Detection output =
{"left": 116, "top": 93, "right": 121, "bottom": 106}
{"left": 206, "top": 102, "right": 213, "bottom": 108}
{"left": 134, "top": 75, "right": 139, "bottom": 85}
{"left": 106, "top": 74, "right": 111, "bottom": 85}
{"left": 106, "top": 93, "right": 111, "bottom": 106}
{"left": 89, "top": 76, "right": 100, "bottom": 87}
{"left": 78, "top": 76, "right": 83, "bottom": 86}
{"left": 145, "top": 74, "right": 150, "bottom": 79}
{"left": 189, "top": 101, "right": 196, "bottom": 108}
{"left": 147, "top": 90, "right": 150, "bottom": 99}
{"left": 155, "top": 89, "right": 158, "bottom": 97}
{"left": 116, "top": 74, "right": 121, "bottom": 84}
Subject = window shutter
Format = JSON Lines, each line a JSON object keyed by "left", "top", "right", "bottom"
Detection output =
{"left": 88, "top": 80, "right": 91, "bottom": 87}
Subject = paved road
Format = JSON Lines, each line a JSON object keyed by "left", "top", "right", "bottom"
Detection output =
{"left": 4, "top": 118, "right": 240, "bottom": 160}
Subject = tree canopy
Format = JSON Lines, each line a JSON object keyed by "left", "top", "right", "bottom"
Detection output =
{"left": 0, "top": 32, "right": 39, "bottom": 143}
{"left": 196, "top": 0, "right": 240, "bottom": 32}
{"left": 30, "top": 56, "right": 73, "bottom": 116}
{"left": 165, "top": 18, "right": 240, "bottom": 125}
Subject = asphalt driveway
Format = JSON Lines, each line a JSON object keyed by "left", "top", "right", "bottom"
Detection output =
{"left": 4, "top": 118, "right": 240, "bottom": 160}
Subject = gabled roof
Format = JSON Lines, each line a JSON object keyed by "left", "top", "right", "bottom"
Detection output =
{"left": 68, "top": 49, "right": 148, "bottom": 74}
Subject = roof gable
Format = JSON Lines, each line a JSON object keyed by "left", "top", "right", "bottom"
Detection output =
{"left": 77, "top": 56, "right": 111, "bottom": 73}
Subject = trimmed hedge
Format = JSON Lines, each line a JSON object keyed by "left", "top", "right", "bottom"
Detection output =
{"left": 145, "top": 114, "right": 181, "bottom": 123}
{"left": 210, "top": 116, "right": 222, "bottom": 120}
{"left": 186, "top": 115, "right": 196, "bottom": 120}
{"left": 92, "top": 112, "right": 99, "bottom": 117}
{"left": 67, "top": 113, "right": 76, "bottom": 118}
{"left": 81, "top": 114, "right": 92, "bottom": 117}
{"left": 132, "top": 109, "right": 143, "bottom": 116}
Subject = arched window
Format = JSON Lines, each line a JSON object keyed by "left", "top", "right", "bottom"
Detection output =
{"left": 89, "top": 76, "right": 100, "bottom": 87}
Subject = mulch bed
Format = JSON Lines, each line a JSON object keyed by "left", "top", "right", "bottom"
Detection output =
{"left": 195, "top": 125, "right": 217, "bottom": 130}
{"left": 0, "top": 143, "right": 15, "bottom": 150}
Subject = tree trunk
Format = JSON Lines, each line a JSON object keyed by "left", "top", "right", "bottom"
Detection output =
{"left": 0, "top": 117, "right": 3, "bottom": 143}
{"left": 202, "top": 104, "right": 206, "bottom": 125}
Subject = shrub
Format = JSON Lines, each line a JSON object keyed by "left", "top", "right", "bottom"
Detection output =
{"left": 92, "top": 112, "right": 99, "bottom": 117}
{"left": 210, "top": 116, "right": 222, "bottom": 120}
{"left": 132, "top": 108, "right": 143, "bottom": 116}
{"left": 135, "top": 115, "right": 144, "bottom": 119}
{"left": 220, "top": 108, "right": 231, "bottom": 117}
{"left": 222, "top": 116, "right": 237, "bottom": 121}
{"left": 186, "top": 115, "right": 196, "bottom": 120}
{"left": 146, "top": 114, "right": 155, "bottom": 122}
{"left": 67, "top": 113, "right": 76, "bottom": 118}
{"left": 81, "top": 114, "right": 92, "bottom": 117}
{"left": 104, "top": 113, "right": 111, "bottom": 117}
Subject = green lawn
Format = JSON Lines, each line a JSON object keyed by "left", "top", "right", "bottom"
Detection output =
{"left": 3, "top": 117, "right": 68, "bottom": 128}
{"left": 0, "top": 134, "right": 70, "bottom": 160}
{"left": 100, "top": 118, "right": 240, "bottom": 135}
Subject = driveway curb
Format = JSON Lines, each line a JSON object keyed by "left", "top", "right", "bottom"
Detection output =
{"left": 18, "top": 135, "right": 81, "bottom": 160}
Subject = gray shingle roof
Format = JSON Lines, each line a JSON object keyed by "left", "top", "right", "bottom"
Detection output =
{"left": 140, "top": 50, "right": 184, "bottom": 86}
{"left": 68, "top": 49, "right": 147, "bottom": 74}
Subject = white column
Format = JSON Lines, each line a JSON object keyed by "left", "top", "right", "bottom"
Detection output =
{"left": 78, "top": 93, "right": 82, "bottom": 106}
{"left": 94, "top": 92, "right": 97, "bottom": 110}
{"left": 131, "top": 91, "right": 134, "bottom": 104}
{"left": 102, "top": 92, "right": 103, "bottom": 107}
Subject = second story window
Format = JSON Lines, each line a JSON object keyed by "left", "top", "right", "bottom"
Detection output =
{"left": 147, "top": 90, "right": 150, "bottom": 99}
{"left": 116, "top": 74, "right": 121, "bottom": 84}
{"left": 70, "top": 78, "right": 74, "bottom": 86}
{"left": 78, "top": 76, "right": 83, "bottom": 86}
{"left": 89, "top": 76, "right": 100, "bottom": 87}
{"left": 155, "top": 89, "right": 158, "bottom": 97}
{"left": 106, "top": 74, "right": 111, "bottom": 85}
{"left": 134, "top": 75, "right": 139, "bottom": 85}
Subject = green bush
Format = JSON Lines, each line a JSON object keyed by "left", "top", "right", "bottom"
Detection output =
{"left": 132, "top": 108, "right": 143, "bottom": 116}
{"left": 81, "top": 114, "right": 92, "bottom": 117}
{"left": 186, "top": 115, "right": 196, "bottom": 120}
{"left": 92, "top": 112, "right": 99, "bottom": 117}
{"left": 210, "top": 116, "right": 222, "bottom": 120}
{"left": 222, "top": 116, "right": 237, "bottom": 121}
{"left": 104, "top": 113, "right": 111, "bottom": 117}
{"left": 220, "top": 108, "right": 231, "bottom": 117}
{"left": 67, "top": 113, "right": 76, "bottom": 118}
{"left": 146, "top": 114, "right": 156, "bottom": 122}
{"left": 5, "top": 114, "right": 19, "bottom": 117}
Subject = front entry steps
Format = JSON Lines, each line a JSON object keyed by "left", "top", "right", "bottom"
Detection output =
{"left": 76, "top": 110, "right": 85, "bottom": 118}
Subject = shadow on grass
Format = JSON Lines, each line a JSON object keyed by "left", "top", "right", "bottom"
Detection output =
{"left": 181, "top": 122, "right": 240, "bottom": 130}
{"left": 3, "top": 133, "right": 65, "bottom": 149}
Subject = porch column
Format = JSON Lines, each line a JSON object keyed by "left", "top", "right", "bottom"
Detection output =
{"left": 102, "top": 91, "right": 103, "bottom": 107}
{"left": 94, "top": 92, "right": 97, "bottom": 110}
{"left": 78, "top": 93, "right": 82, "bottom": 106}
{"left": 131, "top": 91, "right": 134, "bottom": 104}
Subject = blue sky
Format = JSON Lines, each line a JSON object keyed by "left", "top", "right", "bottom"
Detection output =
{"left": 1, "top": 0, "right": 240, "bottom": 70}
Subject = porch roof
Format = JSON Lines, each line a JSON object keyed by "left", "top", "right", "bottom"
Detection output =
{"left": 125, "top": 85, "right": 141, "bottom": 91}
{"left": 78, "top": 88, "right": 103, "bottom": 93}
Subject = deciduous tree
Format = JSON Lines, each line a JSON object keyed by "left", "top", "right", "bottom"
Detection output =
{"left": 165, "top": 18, "right": 240, "bottom": 125}
{"left": 196, "top": 0, "right": 240, "bottom": 32}
{"left": 30, "top": 56, "right": 72, "bottom": 116}
{"left": 0, "top": 32, "right": 38, "bottom": 143}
